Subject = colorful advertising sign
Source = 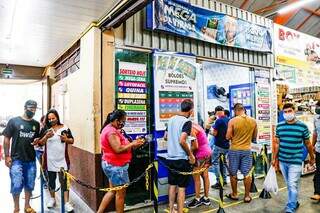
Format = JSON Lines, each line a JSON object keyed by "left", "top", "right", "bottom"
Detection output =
{"left": 147, "top": 0, "right": 272, "bottom": 52}
{"left": 274, "top": 24, "right": 320, "bottom": 86}
{"left": 154, "top": 51, "right": 198, "bottom": 130}
{"left": 255, "top": 69, "right": 272, "bottom": 144}
{"left": 117, "top": 61, "right": 148, "bottom": 134}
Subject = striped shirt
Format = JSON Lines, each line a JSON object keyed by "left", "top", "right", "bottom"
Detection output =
{"left": 276, "top": 120, "right": 310, "bottom": 165}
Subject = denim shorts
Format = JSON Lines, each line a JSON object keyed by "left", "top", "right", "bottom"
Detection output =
{"left": 101, "top": 161, "right": 129, "bottom": 186}
{"left": 10, "top": 160, "right": 37, "bottom": 195}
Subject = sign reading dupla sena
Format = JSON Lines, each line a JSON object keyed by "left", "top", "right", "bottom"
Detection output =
{"left": 117, "top": 61, "right": 148, "bottom": 134}
{"left": 146, "top": 0, "right": 272, "bottom": 52}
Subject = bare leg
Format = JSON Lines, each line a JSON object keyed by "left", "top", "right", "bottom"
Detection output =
{"left": 64, "top": 191, "right": 69, "bottom": 203}
{"left": 49, "top": 190, "right": 55, "bottom": 198}
{"left": 177, "top": 187, "right": 186, "bottom": 213}
{"left": 230, "top": 176, "right": 238, "bottom": 198}
{"left": 13, "top": 194, "right": 20, "bottom": 212}
{"left": 193, "top": 173, "right": 201, "bottom": 199}
{"left": 24, "top": 191, "right": 32, "bottom": 209}
{"left": 97, "top": 191, "right": 115, "bottom": 213}
{"left": 243, "top": 176, "right": 252, "bottom": 200}
{"left": 168, "top": 185, "right": 177, "bottom": 213}
{"left": 97, "top": 181, "right": 116, "bottom": 213}
{"left": 115, "top": 188, "right": 126, "bottom": 213}
{"left": 201, "top": 170, "right": 210, "bottom": 197}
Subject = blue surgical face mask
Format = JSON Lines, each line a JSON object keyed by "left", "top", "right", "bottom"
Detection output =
{"left": 283, "top": 113, "right": 295, "bottom": 121}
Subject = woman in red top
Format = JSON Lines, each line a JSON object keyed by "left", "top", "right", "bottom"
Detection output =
{"left": 97, "top": 110, "right": 144, "bottom": 213}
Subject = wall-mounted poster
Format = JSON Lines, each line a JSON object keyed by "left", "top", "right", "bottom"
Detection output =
{"left": 153, "top": 51, "right": 199, "bottom": 131}
{"left": 255, "top": 69, "right": 272, "bottom": 144}
{"left": 274, "top": 24, "right": 320, "bottom": 87}
{"left": 117, "top": 61, "right": 148, "bottom": 134}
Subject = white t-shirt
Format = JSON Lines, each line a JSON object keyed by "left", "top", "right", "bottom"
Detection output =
{"left": 46, "top": 125, "right": 69, "bottom": 172}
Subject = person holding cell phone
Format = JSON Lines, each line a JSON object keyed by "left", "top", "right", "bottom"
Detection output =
{"left": 36, "top": 109, "right": 74, "bottom": 212}
{"left": 97, "top": 109, "right": 144, "bottom": 213}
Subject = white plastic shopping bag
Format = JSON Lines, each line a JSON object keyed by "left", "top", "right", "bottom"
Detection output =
{"left": 263, "top": 166, "right": 279, "bottom": 195}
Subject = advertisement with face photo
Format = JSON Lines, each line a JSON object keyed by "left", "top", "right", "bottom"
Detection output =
{"left": 274, "top": 24, "right": 320, "bottom": 87}
{"left": 147, "top": 0, "right": 272, "bottom": 52}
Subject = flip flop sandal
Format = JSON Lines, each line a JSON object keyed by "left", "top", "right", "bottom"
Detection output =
{"left": 244, "top": 197, "right": 252, "bottom": 203}
{"left": 24, "top": 207, "right": 36, "bottom": 213}
{"left": 225, "top": 193, "right": 239, "bottom": 201}
{"left": 13, "top": 209, "right": 19, "bottom": 213}
{"left": 310, "top": 195, "right": 320, "bottom": 201}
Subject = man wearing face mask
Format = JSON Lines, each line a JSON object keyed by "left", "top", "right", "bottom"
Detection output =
{"left": 272, "top": 103, "right": 315, "bottom": 213}
{"left": 3, "top": 100, "right": 40, "bottom": 213}
{"left": 311, "top": 101, "right": 320, "bottom": 201}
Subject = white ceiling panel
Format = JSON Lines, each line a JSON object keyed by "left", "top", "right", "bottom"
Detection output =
{"left": 0, "top": 0, "right": 121, "bottom": 67}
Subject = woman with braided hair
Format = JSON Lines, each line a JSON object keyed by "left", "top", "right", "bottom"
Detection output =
{"left": 97, "top": 109, "right": 144, "bottom": 213}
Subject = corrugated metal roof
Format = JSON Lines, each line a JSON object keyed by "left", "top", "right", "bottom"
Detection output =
{"left": 217, "top": 0, "right": 320, "bottom": 38}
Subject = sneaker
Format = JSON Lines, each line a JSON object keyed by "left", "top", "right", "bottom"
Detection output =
{"left": 200, "top": 196, "right": 211, "bottom": 206}
{"left": 65, "top": 202, "right": 74, "bottom": 212}
{"left": 46, "top": 197, "right": 56, "bottom": 208}
{"left": 187, "top": 198, "right": 202, "bottom": 208}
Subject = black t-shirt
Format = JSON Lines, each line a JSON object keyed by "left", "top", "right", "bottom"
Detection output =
{"left": 165, "top": 119, "right": 192, "bottom": 135}
{"left": 3, "top": 116, "right": 40, "bottom": 161}
{"left": 212, "top": 116, "right": 230, "bottom": 149}
{"left": 182, "top": 121, "right": 192, "bottom": 135}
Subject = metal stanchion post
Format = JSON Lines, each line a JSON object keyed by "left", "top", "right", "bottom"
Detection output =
{"left": 250, "top": 152, "right": 258, "bottom": 193}
{"left": 40, "top": 174, "right": 44, "bottom": 213}
{"left": 59, "top": 168, "right": 65, "bottom": 213}
{"left": 259, "top": 145, "right": 271, "bottom": 199}
{"left": 217, "top": 154, "right": 225, "bottom": 213}
{"left": 152, "top": 161, "right": 158, "bottom": 213}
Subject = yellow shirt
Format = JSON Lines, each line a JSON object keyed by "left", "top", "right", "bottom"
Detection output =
{"left": 230, "top": 115, "right": 256, "bottom": 150}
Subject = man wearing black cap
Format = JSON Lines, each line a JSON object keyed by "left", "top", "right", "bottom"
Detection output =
{"left": 3, "top": 100, "right": 40, "bottom": 213}
{"left": 209, "top": 106, "right": 230, "bottom": 189}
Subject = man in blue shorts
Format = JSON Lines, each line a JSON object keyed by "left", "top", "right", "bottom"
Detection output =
{"left": 3, "top": 100, "right": 40, "bottom": 213}
{"left": 226, "top": 103, "right": 257, "bottom": 203}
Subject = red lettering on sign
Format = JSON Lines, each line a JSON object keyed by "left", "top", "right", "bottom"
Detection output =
{"left": 119, "top": 69, "right": 146, "bottom": 77}
{"left": 278, "top": 28, "right": 300, "bottom": 41}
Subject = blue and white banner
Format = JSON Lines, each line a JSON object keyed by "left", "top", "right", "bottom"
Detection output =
{"left": 146, "top": 0, "right": 272, "bottom": 52}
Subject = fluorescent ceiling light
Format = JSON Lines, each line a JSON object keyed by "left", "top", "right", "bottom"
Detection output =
{"left": 278, "top": 0, "right": 316, "bottom": 14}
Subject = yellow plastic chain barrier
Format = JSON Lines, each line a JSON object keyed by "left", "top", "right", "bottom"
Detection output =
{"left": 64, "top": 162, "right": 154, "bottom": 192}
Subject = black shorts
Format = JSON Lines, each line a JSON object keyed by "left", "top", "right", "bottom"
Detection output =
{"left": 167, "top": 159, "right": 192, "bottom": 188}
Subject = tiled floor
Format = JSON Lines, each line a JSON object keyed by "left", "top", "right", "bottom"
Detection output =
{"left": 0, "top": 159, "right": 93, "bottom": 213}
{"left": 127, "top": 172, "right": 320, "bottom": 213}
{"left": 1, "top": 159, "right": 320, "bottom": 213}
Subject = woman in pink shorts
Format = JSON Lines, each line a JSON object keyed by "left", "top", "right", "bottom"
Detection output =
{"left": 187, "top": 123, "right": 212, "bottom": 208}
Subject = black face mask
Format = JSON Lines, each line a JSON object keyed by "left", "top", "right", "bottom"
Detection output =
{"left": 25, "top": 110, "right": 35, "bottom": 119}
{"left": 118, "top": 121, "right": 125, "bottom": 129}
{"left": 49, "top": 120, "right": 58, "bottom": 127}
